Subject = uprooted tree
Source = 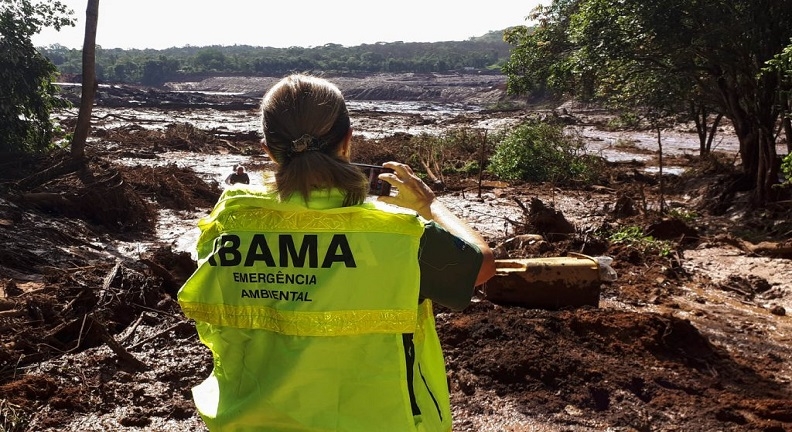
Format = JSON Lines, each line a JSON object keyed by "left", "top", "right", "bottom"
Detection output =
{"left": 503, "top": 0, "right": 792, "bottom": 206}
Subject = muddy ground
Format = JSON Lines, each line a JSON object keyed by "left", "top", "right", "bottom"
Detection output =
{"left": 1, "top": 74, "right": 792, "bottom": 431}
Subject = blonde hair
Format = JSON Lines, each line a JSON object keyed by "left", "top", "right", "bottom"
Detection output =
{"left": 261, "top": 74, "right": 367, "bottom": 206}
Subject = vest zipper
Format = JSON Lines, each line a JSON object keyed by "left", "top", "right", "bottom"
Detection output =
{"left": 418, "top": 362, "right": 443, "bottom": 421}
{"left": 403, "top": 334, "right": 443, "bottom": 421}
{"left": 403, "top": 334, "right": 421, "bottom": 415}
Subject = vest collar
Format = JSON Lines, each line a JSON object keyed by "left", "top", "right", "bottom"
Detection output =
{"left": 283, "top": 188, "right": 346, "bottom": 210}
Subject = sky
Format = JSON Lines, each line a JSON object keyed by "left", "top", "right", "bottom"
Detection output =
{"left": 32, "top": 1, "right": 543, "bottom": 50}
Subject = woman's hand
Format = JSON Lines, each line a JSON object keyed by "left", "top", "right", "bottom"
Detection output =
{"left": 377, "top": 161, "right": 435, "bottom": 218}
{"left": 377, "top": 161, "right": 496, "bottom": 286}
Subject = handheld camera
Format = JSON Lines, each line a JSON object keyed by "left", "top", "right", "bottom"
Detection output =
{"left": 352, "top": 163, "right": 394, "bottom": 196}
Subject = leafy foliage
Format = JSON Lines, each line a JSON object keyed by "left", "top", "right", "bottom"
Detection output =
{"left": 765, "top": 38, "right": 792, "bottom": 158}
{"left": 503, "top": 0, "right": 792, "bottom": 204}
{"left": 488, "top": 119, "right": 602, "bottom": 184}
{"left": 0, "top": 0, "right": 73, "bottom": 153}
{"left": 608, "top": 226, "right": 674, "bottom": 258}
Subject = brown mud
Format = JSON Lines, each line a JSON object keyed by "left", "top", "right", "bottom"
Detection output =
{"left": 1, "top": 74, "right": 791, "bottom": 431}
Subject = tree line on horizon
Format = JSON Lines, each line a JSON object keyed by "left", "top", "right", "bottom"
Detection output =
{"left": 38, "top": 31, "right": 513, "bottom": 86}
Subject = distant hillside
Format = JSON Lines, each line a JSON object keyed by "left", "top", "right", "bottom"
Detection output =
{"left": 39, "top": 29, "right": 522, "bottom": 87}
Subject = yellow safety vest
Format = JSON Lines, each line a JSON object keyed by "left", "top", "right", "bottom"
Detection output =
{"left": 178, "top": 186, "right": 453, "bottom": 432}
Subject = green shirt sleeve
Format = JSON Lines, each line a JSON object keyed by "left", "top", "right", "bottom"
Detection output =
{"left": 418, "top": 221, "right": 483, "bottom": 311}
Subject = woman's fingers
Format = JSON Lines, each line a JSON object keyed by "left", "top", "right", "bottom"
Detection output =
{"left": 383, "top": 161, "right": 414, "bottom": 177}
{"left": 376, "top": 161, "right": 435, "bottom": 213}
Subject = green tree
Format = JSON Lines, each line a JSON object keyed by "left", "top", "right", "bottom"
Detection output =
{"left": 112, "top": 60, "right": 139, "bottom": 82}
{"left": 503, "top": 0, "right": 792, "bottom": 205}
{"left": 766, "top": 39, "right": 792, "bottom": 187}
{"left": 0, "top": 0, "right": 74, "bottom": 153}
{"left": 192, "top": 47, "right": 227, "bottom": 72}
{"left": 360, "top": 52, "right": 384, "bottom": 71}
{"left": 141, "top": 55, "right": 179, "bottom": 86}
{"left": 766, "top": 39, "right": 792, "bottom": 154}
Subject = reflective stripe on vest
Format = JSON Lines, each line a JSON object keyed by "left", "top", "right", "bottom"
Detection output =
{"left": 180, "top": 303, "right": 419, "bottom": 336}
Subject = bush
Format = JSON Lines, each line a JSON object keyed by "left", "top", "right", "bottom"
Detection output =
{"left": 488, "top": 119, "right": 603, "bottom": 184}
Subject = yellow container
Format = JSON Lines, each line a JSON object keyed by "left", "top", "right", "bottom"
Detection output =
{"left": 483, "top": 253, "right": 603, "bottom": 309}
